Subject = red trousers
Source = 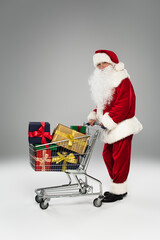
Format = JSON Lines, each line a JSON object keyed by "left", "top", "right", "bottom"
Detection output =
{"left": 102, "top": 135, "right": 133, "bottom": 184}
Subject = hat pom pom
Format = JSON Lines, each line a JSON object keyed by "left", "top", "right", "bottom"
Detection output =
{"left": 114, "top": 62, "right": 124, "bottom": 71}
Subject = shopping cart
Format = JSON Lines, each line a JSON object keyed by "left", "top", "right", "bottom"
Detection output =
{"left": 29, "top": 123, "right": 105, "bottom": 209}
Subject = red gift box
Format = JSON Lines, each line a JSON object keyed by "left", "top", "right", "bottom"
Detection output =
{"left": 33, "top": 149, "right": 52, "bottom": 171}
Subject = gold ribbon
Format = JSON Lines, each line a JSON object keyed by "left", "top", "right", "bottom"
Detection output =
{"left": 52, "top": 152, "right": 78, "bottom": 172}
{"left": 66, "top": 132, "right": 75, "bottom": 147}
{"left": 33, "top": 150, "right": 51, "bottom": 171}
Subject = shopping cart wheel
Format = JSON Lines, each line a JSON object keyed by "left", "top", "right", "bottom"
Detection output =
{"left": 40, "top": 201, "right": 49, "bottom": 210}
{"left": 35, "top": 195, "right": 43, "bottom": 204}
{"left": 93, "top": 198, "right": 102, "bottom": 207}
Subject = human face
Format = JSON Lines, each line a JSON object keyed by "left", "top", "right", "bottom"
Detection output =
{"left": 97, "top": 62, "right": 111, "bottom": 70}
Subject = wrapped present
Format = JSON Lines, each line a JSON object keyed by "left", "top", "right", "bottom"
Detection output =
{"left": 51, "top": 124, "right": 89, "bottom": 154}
{"left": 31, "top": 149, "right": 52, "bottom": 171}
{"left": 51, "top": 151, "right": 79, "bottom": 172}
{"left": 28, "top": 122, "right": 52, "bottom": 145}
{"left": 70, "top": 125, "right": 86, "bottom": 134}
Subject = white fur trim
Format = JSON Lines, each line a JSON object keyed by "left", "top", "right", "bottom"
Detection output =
{"left": 93, "top": 53, "right": 113, "bottom": 67}
{"left": 112, "top": 69, "right": 130, "bottom": 88}
{"left": 114, "top": 62, "right": 124, "bottom": 71}
{"left": 110, "top": 181, "right": 127, "bottom": 195}
{"left": 101, "top": 116, "right": 143, "bottom": 144}
{"left": 96, "top": 108, "right": 103, "bottom": 123}
{"left": 100, "top": 112, "right": 117, "bottom": 130}
{"left": 87, "top": 111, "right": 97, "bottom": 121}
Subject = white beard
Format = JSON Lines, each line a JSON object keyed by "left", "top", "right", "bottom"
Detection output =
{"left": 88, "top": 65, "right": 116, "bottom": 110}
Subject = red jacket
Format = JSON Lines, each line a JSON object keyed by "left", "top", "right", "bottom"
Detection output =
{"left": 88, "top": 77, "right": 142, "bottom": 144}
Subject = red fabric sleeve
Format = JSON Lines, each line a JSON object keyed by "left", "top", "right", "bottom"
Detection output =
{"left": 106, "top": 79, "right": 134, "bottom": 124}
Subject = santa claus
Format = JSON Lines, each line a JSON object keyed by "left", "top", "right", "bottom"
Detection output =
{"left": 88, "top": 49, "right": 143, "bottom": 202}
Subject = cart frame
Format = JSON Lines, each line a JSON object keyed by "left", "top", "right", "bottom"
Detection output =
{"left": 29, "top": 124, "right": 104, "bottom": 209}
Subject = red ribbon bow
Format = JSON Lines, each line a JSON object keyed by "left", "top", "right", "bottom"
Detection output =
{"left": 29, "top": 122, "right": 52, "bottom": 147}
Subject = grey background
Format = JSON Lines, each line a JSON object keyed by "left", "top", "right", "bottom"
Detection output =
{"left": 0, "top": 0, "right": 159, "bottom": 159}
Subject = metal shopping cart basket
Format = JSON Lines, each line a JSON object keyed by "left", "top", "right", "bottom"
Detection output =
{"left": 29, "top": 123, "right": 104, "bottom": 209}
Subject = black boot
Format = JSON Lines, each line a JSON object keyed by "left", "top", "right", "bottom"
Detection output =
{"left": 102, "top": 192, "right": 127, "bottom": 202}
{"left": 104, "top": 191, "right": 111, "bottom": 197}
{"left": 104, "top": 191, "right": 127, "bottom": 197}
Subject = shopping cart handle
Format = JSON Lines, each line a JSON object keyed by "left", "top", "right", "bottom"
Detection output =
{"left": 85, "top": 122, "right": 107, "bottom": 130}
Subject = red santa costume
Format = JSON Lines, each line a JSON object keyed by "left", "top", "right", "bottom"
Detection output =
{"left": 88, "top": 50, "right": 143, "bottom": 199}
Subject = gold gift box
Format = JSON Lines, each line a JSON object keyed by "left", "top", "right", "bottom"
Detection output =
{"left": 52, "top": 124, "right": 89, "bottom": 154}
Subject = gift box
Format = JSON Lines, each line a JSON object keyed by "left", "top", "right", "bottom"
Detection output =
{"left": 70, "top": 125, "right": 86, "bottom": 134}
{"left": 52, "top": 124, "right": 89, "bottom": 154}
{"left": 31, "top": 149, "right": 52, "bottom": 171}
{"left": 28, "top": 122, "right": 52, "bottom": 145}
{"left": 51, "top": 151, "right": 79, "bottom": 171}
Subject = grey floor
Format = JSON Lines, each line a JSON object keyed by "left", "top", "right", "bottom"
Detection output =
{"left": 0, "top": 156, "right": 160, "bottom": 240}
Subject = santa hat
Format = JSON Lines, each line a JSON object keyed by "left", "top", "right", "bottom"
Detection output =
{"left": 93, "top": 49, "right": 124, "bottom": 71}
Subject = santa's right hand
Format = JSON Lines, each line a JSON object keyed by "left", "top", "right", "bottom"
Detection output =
{"left": 88, "top": 119, "right": 96, "bottom": 126}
